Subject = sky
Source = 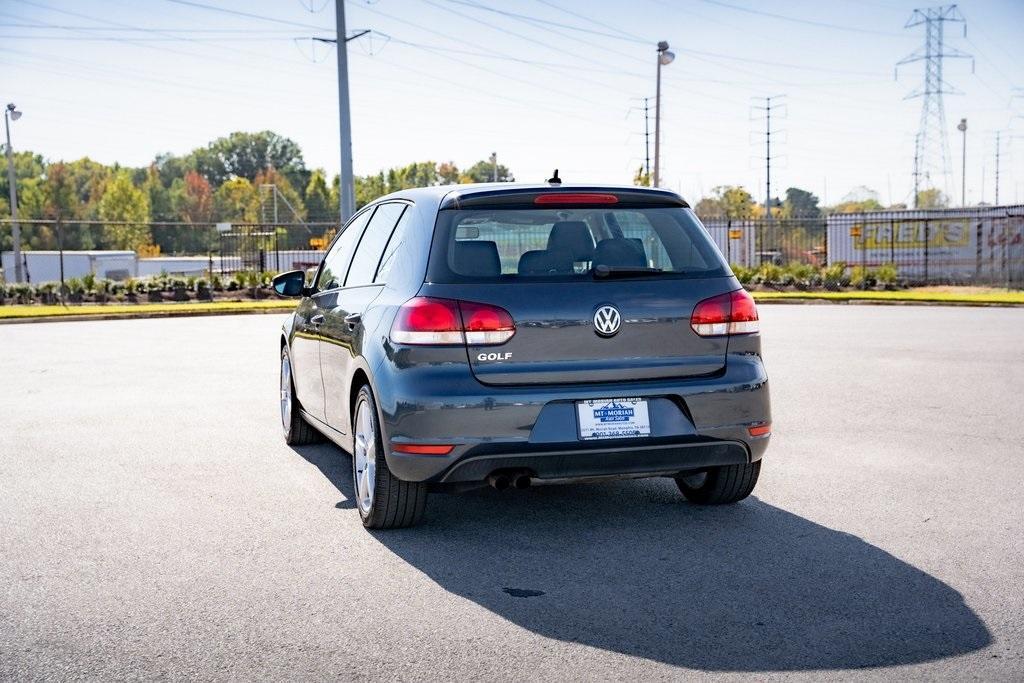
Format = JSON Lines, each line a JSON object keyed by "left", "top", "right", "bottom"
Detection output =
{"left": 2, "top": 0, "right": 1023, "bottom": 207}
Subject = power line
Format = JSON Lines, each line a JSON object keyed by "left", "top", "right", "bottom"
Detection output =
{"left": 162, "top": 0, "right": 331, "bottom": 30}
{"left": 436, "top": 0, "right": 647, "bottom": 44}
{"left": 532, "top": 0, "right": 649, "bottom": 43}
{"left": 696, "top": 0, "right": 903, "bottom": 37}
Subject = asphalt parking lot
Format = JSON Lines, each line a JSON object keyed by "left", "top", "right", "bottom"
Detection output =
{"left": 1, "top": 305, "right": 1022, "bottom": 680}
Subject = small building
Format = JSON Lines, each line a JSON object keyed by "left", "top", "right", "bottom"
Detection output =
{"left": 1, "top": 250, "right": 136, "bottom": 283}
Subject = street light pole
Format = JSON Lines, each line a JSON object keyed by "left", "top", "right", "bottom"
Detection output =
{"left": 4, "top": 103, "right": 23, "bottom": 283}
{"left": 335, "top": 0, "right": 355, "bottom": 223}
{"left": 653, "top": 41, "right": 674, "bottom": 189}
{"left": 957, "top": 118, "right": 967, "bottom": 206}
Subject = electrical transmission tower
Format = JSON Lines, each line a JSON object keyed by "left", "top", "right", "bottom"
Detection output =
{"left": 896, "top": 5, "right": 973, "bottom": 207}
{"left": 751, "top": 95, "right": 786, "bottom": 219}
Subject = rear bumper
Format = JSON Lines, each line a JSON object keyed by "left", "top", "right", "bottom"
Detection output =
{"left": 374, "top": 354, "right": 770, "bottom": 483}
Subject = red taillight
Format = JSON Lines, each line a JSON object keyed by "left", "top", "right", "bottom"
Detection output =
{"left": 459, "top": 301, "right": 516, "bottom": 345}
{"left": 690, "top": 289, "right": 760, "bottom": 336}
{"left": 534, "top": 193, "right": 619, "bottom": 205}
{"left": 392, "top": 443, "right": 455, "bottom": 455}
{"left": 390, "top": 297, "right": 515, "bottom": 346}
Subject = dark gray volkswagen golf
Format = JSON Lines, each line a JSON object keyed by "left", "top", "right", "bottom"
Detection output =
{"left": 273, "top": 183, "right": 770, "bottom": 529}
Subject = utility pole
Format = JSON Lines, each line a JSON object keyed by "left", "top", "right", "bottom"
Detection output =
{"left": 751, "top": 95, "right": 786, "bottom": 219}
{"left": 994, "top": 130, "right": 1001, "bottom": 205}
{"left": 913, "top": 132, "right": 922, "bottom": 207}
{"left": 335, "top": 0, "right": 355, "bottom": 223}
{"left": 957, "top": 118, "right": 967, "bottom": 206}
{"left": 4, "top": 103, "right": 23, "bottom": 283}
{"left": 490, "top": 152, "right": 498, "bottom": 182}
{"left": 896, "top": 5, "right": 972, "bottom": 201}
{"left": 653, "top": 41, "right": 674, "bottom": 188}
{"left": 643, "top": 97, "right": 651, "bottom": 181}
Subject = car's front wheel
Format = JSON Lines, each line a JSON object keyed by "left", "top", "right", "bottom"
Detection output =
{"left": 675, "top": 461, "right": 761, "bottom": 504}
{"left": 280, "top": 346, "right": 321, "bottom": 445}
{"left": 351, "top": 384, "right": 428, "bottom": 529}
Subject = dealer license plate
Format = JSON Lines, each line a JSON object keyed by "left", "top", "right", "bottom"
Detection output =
{"left": 576, "top": 397, "right": 651, "bottom": 440}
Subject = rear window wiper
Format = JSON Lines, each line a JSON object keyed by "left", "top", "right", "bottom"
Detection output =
{"left": 592, "top": 265, "right": 665, "bottom": 279}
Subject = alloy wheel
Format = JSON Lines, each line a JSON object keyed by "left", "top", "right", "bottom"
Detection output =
{"left": 353, "top": 399, "right": 376, "bottom": 515}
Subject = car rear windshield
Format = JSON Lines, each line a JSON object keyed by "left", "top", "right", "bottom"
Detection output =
{"left": 429, "top": 206, "right": 729, "bottom": 282}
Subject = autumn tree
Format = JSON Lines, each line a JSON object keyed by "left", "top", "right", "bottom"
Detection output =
{"left": 99, "top": 171, "right": 151, "bottom": 250}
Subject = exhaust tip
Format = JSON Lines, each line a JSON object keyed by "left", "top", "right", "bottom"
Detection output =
{"left": 487, "top": 473, "right": 511, "bottom": 491}
{"left": 511, "top": 474, "right": 532, "bottom": 490}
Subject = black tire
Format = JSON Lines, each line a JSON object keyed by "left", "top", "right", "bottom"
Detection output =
{"left": 352, "top": 384, "right": 428, "bottom": 529}
{"left": 281, "top": 346, "right": 322, "bottom": 446}
{"left": 675, "top": 461, "right": 761, "bottom": 504}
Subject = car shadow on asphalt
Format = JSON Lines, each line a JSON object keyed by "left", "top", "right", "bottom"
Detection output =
{"left": 289, "top": 444, "right": 991, "bottom": 672}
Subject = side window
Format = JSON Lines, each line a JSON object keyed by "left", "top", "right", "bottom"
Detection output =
{"left": 317, "top": 208, "right": 373, "bottom": 290}
{"left": 345, "top": 203, "right": 407, "bottom": 287}
{"left": 374, "top": 207, "right": 414, "bottom": 284}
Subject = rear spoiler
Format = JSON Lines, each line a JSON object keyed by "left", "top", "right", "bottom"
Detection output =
{"left": 439, "top": 187, "right": 690, "bottom": 210}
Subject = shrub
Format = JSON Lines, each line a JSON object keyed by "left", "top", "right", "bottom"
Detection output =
{"left": 786, "top": 263, "right": 817, "bottom": 290}
{"left": 822, "top": 262, "right": 849, "bottom": 289}
{"left": 211, "top": 274, "right": 223, "bottom": 291}
{"left": 65, "top": 277, "right": 84, "bottom": 295}
{"left": 81, "top": 272, "right": 96, "bottom": 293}
{"left": 849, "top": 265, "right": 877, "bottom": 289}
{"left": 876, "top": 263, "right": 898, "bottom": 288}
{"left": 756, "top": 262, "right": 784, "bottom": 287}
{"left": 731, "top": 264, "right": 755, "bottom": 285}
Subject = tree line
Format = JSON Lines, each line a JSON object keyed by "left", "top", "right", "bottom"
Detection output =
{"left": 1, "top": 128, "right": 951, "bottom": 255}
{"left": 0, "top": 130, "right": 513, "bottom": 253}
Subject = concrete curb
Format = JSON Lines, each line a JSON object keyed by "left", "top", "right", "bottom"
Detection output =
{"left": 0, "top": 306, "right": 295, "bottom": 324}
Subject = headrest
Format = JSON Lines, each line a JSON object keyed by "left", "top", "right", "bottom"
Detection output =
{"left": 518, "top": 248, "right": 573, "bottom": 276}
{"left": 452, "top": 240, "right": 501, "bottom": 277}
{"left": 547, "top": 221, "right": 595, "bottom": 261}
{"left": 593, "top": 238, "right": 647, "bottom": 268}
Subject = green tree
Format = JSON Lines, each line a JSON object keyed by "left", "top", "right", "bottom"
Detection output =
{"left": 355, "top": 172, "right": 387, "bottom": 209}
{"left": 782, "top": 187, "right": 821, "bottom": 218}
{"left": 214, "top": 177, "right": 258, "bottom": 222}
{"left": 99, "top": 171, "right": 151, "bottom": 249}
{"left": 916, "top": 188, "right": 948, "bottom": 209}
{"left": 193, "top": 131, "right": 307, "bottom": 189}
{"left": 463, "top": 158, "right": 513, "bottom": 183}
{"left": 304, "top": 169, "right": 332, "bottom": 221}
{"left": 830, "top": 186, "right": 883, "bottom": 213}
{"left": 141, "top": 165, "right": 174, "bottom": 222}
{"left": 252, "top": 167, "right": 304, "bottom": 222}
{"left": 695, "top": 185, "right": 755, "bottom": 219}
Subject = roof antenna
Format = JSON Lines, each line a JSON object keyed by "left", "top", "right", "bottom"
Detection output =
{"left": 547, "top": 169, "right": 561, "bottom": 185}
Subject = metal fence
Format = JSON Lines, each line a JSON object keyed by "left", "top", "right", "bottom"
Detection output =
{"left": 702, "top": 205, "right": 1024, "bottom": 287}
{"left": 2, "top": 206, "right": 1023, "bottom": 288}
{"left": 0, "top": 220, "right": 338, "bottom": 284}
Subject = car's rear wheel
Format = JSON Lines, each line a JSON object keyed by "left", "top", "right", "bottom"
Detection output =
{"left": 352, "top": 384, "right": 427, "bottom": 529}
{"left": 675, "top": 461, "right": 760, "bottom": 504}
{"left": 280, "top": 346, "right": 321, "bottom": 445}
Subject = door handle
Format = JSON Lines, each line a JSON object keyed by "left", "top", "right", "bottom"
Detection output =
{"left": 344, "top": 312, "right": 362, "bottom": 329}
{"left": 310, "top": 313, "right": 325, "bottom": 325}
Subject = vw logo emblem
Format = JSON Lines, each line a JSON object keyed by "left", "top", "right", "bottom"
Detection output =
{"left": 593, "top": 305, "right": 621, "bottom": 337}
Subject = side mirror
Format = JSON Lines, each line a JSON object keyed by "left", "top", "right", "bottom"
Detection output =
{"left": 272, "top": 270, "right": 307, "bottom": 297}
